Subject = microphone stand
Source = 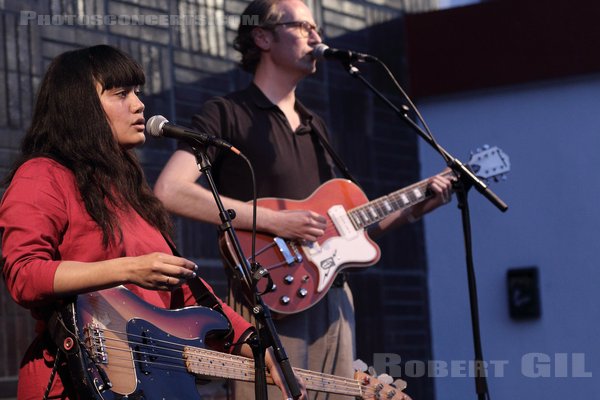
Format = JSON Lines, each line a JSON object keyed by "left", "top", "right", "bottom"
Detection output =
{"left": 190, "top": 145, "right": 301, "bottom": 400}
{"left": 340, "top": 62, "right": 508, "bottom": 400}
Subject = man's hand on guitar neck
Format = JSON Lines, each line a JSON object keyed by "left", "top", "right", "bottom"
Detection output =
{"left": 372, "top": 168, "right": 454, "bottom": 236}
{"left": 410, "top": 168, "right": 454, "bottom": 217}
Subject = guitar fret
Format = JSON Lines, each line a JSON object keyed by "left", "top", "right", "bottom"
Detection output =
{"left": 400, "top": 193, "right": 409, "bottom": 205}
{"left": 388, "top": 195, "right": 403, "bottom": 210}
{"left": 373, "top": 200, "right": 386, "bottom": 217}
{"left": 358, "top": 209, "right": 370, "bottom": 224}
{"left": 367, "top": 205, "right": 379, "bottom": 219}
{"left": 349, "top": 211, "right": 362, "bottom": 229}
{"left": 412, "top": 187, "right": 424, "bottom": 200}
{"left": 348, "top": 180, "right": 437, "bottom": 232}
{"left": 382, "top": 199, "right": 393, "bottom": 213}
{"left": 185, "top": 347, "right": 364, "bottom": 397}
{"left": 373, "top": 199, "right": 390, "bottom": 220}
{"left": 296, "top": 368, "right": 363, "bottom": 396}
{"left": 351, "top": 198, "right": 392, "bottom": 229}
{"left": 390, "top": 194, "right": 406, "bottom": 209}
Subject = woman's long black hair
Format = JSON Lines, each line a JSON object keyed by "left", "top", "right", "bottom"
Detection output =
{"left": 5, "top": 44, "right": 172, "bottom": 246}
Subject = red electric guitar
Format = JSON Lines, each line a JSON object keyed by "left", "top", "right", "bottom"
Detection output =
{"left": 219, "top": 146, "right": 510, "bottom": 316}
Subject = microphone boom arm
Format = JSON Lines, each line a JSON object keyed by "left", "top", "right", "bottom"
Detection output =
{"left": 339, "top": 61, "right": 506, "bottom": 400}
{"left": 343, "top": 63, "right": 507, "bottom": 211}
{"left": 188, "top": 146, "right": 302, "bottom": 400}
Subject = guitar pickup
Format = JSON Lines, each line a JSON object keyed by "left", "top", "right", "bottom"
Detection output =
{"left": 328, "top": 205, "right": 358, "bottom": 239}
{"left": 273, "top": 237, "right": 302, "bottom": 264}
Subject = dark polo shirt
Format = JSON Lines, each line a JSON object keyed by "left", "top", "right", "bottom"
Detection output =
{"left": 185, "top": 83, "right": 337, "bottom": 201}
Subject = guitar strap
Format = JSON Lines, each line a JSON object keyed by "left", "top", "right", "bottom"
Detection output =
{"left": 163, "top": 234, "right": 224, "bottom": 313}
{"left": 164, "top": 235, "right": 257, "bottom": 352}
{"left": 309, "top": 119, "right": 361, "bottom": 186}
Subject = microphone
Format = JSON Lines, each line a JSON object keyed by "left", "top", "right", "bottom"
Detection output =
{"left": 312, "top": 43, "right": 377, "bottom": 63}
{"left": 146, "top": 115, "right": 240, "bottom": 154}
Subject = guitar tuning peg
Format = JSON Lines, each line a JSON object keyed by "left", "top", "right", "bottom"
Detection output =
{"left": 352, "top": 359, "right": 368, "bottom": 372}
{"left": 476, "top": 147, "right": 482, "bottom": 153}
{"left": 368, "top": 366, "right": 377, "bottom": 376}
{"left": 501, "top": 174, "right": 508, "bottom": 181}
{"left": 377, "top": 373, "right": 393, "bottom": 384}
{"left": 393, "top": 379, "right": 408, "bottom": 391}
{"left": 482, "top": 144, "right": 490, "bottom": 150}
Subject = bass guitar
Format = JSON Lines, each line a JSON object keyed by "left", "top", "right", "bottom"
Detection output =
{"left": 54, "top": 285, "right": 407, "bottom": 399}
{"left": 219, "top": 146, "right": 510, "bottom": 315}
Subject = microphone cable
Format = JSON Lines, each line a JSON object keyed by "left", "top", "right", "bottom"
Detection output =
{"left": 369, "top": 56, "right": 452, "bottom": 165}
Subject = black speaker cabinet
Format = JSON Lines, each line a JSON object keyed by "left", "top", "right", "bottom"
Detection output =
{"left": 507, "top": 267, "right": 541, "bottom": 320}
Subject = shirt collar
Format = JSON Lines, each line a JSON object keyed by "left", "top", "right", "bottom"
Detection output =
{"left": 247, "top": 82, "right": 275, "bottom": 109}
{"left": 247, "top": 82, "right": 315, "bottom": 123}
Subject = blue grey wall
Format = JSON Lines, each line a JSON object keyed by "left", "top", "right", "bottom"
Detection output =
{"left": 418, "top": 74, "right": 600, "bottom": 399}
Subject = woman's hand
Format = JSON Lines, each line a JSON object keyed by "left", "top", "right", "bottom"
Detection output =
{"left": 53, "top": 252, "right": 197, "bottom": 296}
{"left": 265, "top": 348, "right": 307, "bottom": 400}
{"left": 124, "top": 252, "right": 198, "bottom": 290}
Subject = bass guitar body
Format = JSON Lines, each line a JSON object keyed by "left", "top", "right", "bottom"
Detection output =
{"left": 56, "top": 286, "right": 230, "bottom": 399}
{"left": 53, "top": 286, "right": 409, "bottom": 399}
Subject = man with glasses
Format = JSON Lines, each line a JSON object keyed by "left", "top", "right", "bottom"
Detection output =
{"left": 155, "top": 0, "right": 450, "bottom": 398}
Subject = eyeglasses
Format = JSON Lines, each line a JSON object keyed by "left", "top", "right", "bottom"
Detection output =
{"left": 270, "top": 20, "right": 324, "bottom": 38}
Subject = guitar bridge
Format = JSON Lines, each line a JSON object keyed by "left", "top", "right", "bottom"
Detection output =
{"left": 274, "top": 237, "right": 303, "bottom": 264}
{"left": 84, "top": 323, "right": 108, "bottom": 364}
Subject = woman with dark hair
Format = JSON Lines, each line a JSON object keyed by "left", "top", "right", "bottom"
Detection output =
{"left": 0, "top": 45, "right": 302, "bottom": 400}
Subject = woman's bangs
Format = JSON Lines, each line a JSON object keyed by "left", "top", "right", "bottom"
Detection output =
{"left": 90, "top": 45, "right": 145, "bottom": 90}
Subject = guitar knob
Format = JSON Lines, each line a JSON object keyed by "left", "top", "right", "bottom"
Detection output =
{"left": 271, "top": 283, "right": 277, "bottom": 291}
{"left": 284, "top": 275, "right": 294, "bottom": 284}
{"left": 280, "top": 296, "right": 290, "bottom": 305}
{"left": 297, "top": 288, "right": 308, "bottom": 298}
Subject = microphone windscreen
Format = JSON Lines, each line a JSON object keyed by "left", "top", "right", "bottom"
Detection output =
{"left": 312, "top": 43, "right": 329, "bottom": 60}
{"left": 146, "top": 115, "right": 168, "bottom": 137}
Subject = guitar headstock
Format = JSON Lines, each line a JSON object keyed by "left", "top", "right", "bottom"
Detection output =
{"left": 353, "top": 359, "right": 410, "bottom": 400}
{"left": 466, "top": 145, "right": 510, "bottom": 183}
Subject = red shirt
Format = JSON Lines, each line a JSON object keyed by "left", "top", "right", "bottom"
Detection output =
{"left": 0, "top": 158, "right": 252, "bottom": 399}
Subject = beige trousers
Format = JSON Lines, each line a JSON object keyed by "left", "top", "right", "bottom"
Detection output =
{"left": 228, "top": 283, "right": 356, "bottom": 400}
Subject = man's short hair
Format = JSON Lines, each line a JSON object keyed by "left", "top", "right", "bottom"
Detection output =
{"left": 233, "top": 0, "right": 286, "bottom": 73}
